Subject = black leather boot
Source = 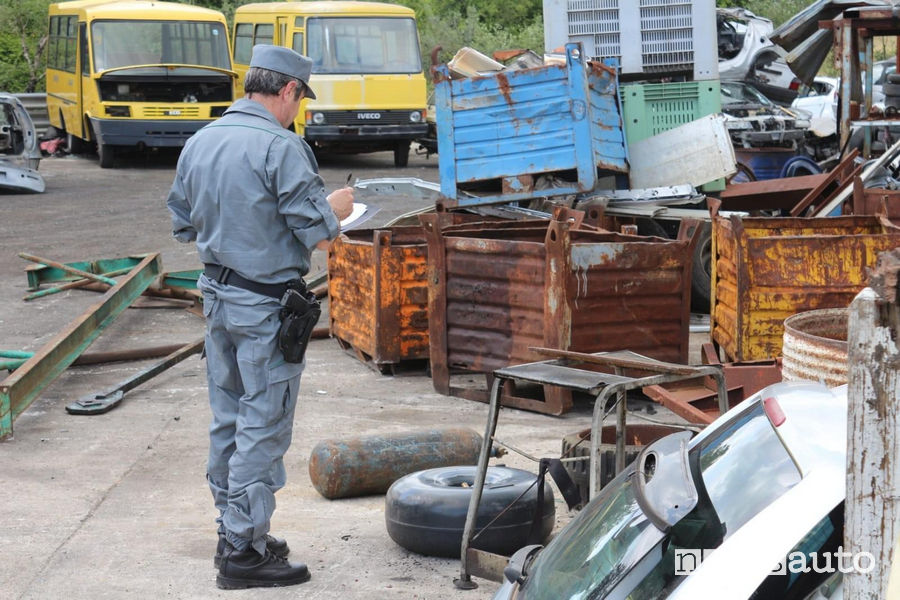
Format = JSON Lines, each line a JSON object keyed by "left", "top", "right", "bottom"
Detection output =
{"left": 214, "top": 533, "right": 289, "bottom": 568}
{"left": 216, "top": 543, "right": 310, "bottom": 589}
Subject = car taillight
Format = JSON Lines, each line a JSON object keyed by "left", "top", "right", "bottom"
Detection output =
{"left": 764, "top": 397, "right": 786, "bottom": 427}
{"left": 789, "top": 78, "right": 801, "bottom": 91}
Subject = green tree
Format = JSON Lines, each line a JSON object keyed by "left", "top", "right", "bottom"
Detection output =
{"left": 0, "top": 0, "right": 52, "bottom": 92}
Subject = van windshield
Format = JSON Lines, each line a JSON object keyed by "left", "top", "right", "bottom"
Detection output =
{"left": 91, "top": 20, "right": 231, "bottom": 72}
{"left": 306, "top": 17, "right": 421, "bottom": 74}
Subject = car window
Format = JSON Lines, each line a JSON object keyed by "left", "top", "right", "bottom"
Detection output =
{"left": 697, "top": 403, "right": 801, "bottom": 537}
{"left": 750, "top": 505, "right": 844, "bottom": 599}
{"left": 518, "top": 475, "right": 664, "bottom": 600}
{"left": 721, "top": 82, "right": 773, "bottom": 105}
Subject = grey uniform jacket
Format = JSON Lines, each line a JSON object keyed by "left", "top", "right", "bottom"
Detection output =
{"left": 166, "top": 97, "right": 340, "bottom": 283}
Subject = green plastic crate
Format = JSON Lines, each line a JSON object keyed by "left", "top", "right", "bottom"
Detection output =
{"left": 620, "top": 80, "right": 722, "bottom": 146}
{"left": 620, "top": 80, "right": 724, "bottom": 191}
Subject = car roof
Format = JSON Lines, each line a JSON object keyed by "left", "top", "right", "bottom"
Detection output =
{"left": 689, "top": 381, "right": 845, "bottom": 474}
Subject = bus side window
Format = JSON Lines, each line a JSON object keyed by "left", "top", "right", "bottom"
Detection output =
{"left": 254, "top": 24, "right": 273, "bottom": 46}
{"left": 234, "top": 23, "right": 252, "bottom": 64}
{"left": 292, "top": 32, "right": 303, "bottom": 54}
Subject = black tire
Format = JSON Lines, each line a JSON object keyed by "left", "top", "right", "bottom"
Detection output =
{"left": 385, "top": 466, "right": 555, "bottom": 558}
{"left": 690, "top": 222, "right": 713, "bottom": 314}
{"left": 882, "top": 81, "right": 900, "bottom": 97}
{"left": 64, "top": 131, "right": 86, "bottom": 154}
{"left": 97, "top": 143, "right": 115, "bottom": 169}
{"left": 393, "top": 141, "right": 410, "bottom": 168}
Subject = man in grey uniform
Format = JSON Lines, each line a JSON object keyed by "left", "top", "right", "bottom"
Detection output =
{"left": 166, "top": 45, "right": 353, "bottom": 589}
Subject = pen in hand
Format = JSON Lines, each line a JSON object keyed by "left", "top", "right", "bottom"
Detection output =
{"left": 345, "top": 172, "right": 353, "bottom": 187}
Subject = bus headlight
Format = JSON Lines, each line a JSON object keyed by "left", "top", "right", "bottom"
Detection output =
{"left": 409, "top": 111, "right": 423, "bottom": 123}
{"left": 106, "top": 105, "right": 131, "bottom": 117}
{"left": 311, "top": 112, "right": 325, "bottom": 125}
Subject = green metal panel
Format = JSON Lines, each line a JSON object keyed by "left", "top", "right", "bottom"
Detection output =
{"left": 0, "top": 253, "right": 161, "bottom": 440}
{"left": 160, "top": 269, "right": 201, "bottom": 291}
{"left": 25, "top": 256, "right": 145, "bottom": 290}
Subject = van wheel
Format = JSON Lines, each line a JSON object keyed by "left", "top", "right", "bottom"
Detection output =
{"left": 385, "top": 466, "right": 555, "bottom": 558}
{"left": 393, "top": 141, "right": 410, "bottom": 168}
{"left": 65, "top": 132, "right": 86, "bottom": 154}
{"left": 98, "top": 143, "right": 115, "bottom": 168}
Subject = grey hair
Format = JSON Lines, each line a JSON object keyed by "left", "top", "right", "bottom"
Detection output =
{"left": 244, "top": 67, "right": 303, "bottom": 100}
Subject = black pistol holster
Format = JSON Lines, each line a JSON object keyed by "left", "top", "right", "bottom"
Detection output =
{"left": 277, "top": 281, "right": 320, "bottom": 363}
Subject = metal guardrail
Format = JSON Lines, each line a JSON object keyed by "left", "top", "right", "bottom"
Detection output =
{"left": 15, "top": 93, "right": 49, "bottom": 138}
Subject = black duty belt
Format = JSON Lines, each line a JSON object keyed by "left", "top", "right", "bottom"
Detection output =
{"left": 203, "top": 264, "right": 299, "bottom": 299}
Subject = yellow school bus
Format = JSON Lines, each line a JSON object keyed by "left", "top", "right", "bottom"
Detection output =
{"left": 46, "top": 0, "right": 234, "bottom": 168}
{"left": 233, "top": 1, "right": 427, "bottom": 167}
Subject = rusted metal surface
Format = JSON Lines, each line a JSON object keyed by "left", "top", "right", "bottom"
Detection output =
{"left": 711, "top": 214, "right": 900, "bottom": 361}
{"left": 781, "top": 308, "right": 848, "bottom": 387}
{"left": 327, "top": 215, "right": 511, "bottom": 371}
{"left": 790, "top": 149, "right": 860, "bottom": 216}
{"left": 423, "top": 215, "right": 695, "bottom": 411}
{"left": 434, "top": 42, "right": 627, "bottom": 208}
{"left": 328, "top": 226, "right": 429, "bottom": 370}
{"left": 720, "top": 173, "right": 832, "bottom": 212}
{"left": 307, "top": 428, "right": 482, "bottom": 499}
{"left": 643, "top": 343, "right": 782, "bottom": 424}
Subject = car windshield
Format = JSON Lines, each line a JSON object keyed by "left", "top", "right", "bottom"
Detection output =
{"left": 721, "top": 82, "right": 773, "bottom": 106}
{"left": 306, "top": 17, "right": 421, "bottom": 74}
{"left": 91, "top": 20, "right": 231, "bottom": 72}
{"left": 518, "top": 403, "right": 801, "bottom": 600}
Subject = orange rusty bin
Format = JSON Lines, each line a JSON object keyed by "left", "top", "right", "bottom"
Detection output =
{"left": 327, "top": 215, "right": 525, "bottom": 372}
{"left": 711, "top": 213, "right": 900, "bottom": 362}
{"left": 422, "top": 214, "right": 697, "bottom": 415}
{"left": 328, "top": 226, "right": 430, "bottom": 372}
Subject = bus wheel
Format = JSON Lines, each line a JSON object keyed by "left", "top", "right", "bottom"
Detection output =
{"left": 65, "top": 132, "right": 86, "bottom": 154}
{"left": 98, "top": 143, "right": 115, "bottom": 169}
{"left": 393, "top": 141, "right": 410, "bottom": 168}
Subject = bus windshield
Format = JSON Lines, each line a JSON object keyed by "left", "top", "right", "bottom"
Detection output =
{"left": 307, "top": 17, "right": 420, "bottom": 75}
{"left": 91, "top": 20, "right": 230, "bottom": 72}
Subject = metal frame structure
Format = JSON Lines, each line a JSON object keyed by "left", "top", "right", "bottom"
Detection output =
{"left": 0, "top": 253, "right": 161, "bottom": 439}
{"left": 454, "top": 349, "right": 727, "bottom": 589}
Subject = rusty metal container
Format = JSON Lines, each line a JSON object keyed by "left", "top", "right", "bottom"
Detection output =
{"left": 308, "top": 427, "right": 483, "bottom": 499}
{"left": 327, "top": 215, "right": 525, "bottom": 371}
{"left": 781, "top": 308, "right": 848, "bottom": 387}
{"left": 711, "top": 214, "right": 900, "bottom": 361}
{"left": 328, "top": 226, "right": 429, "bottom": 371}
{"left": 422, "top": 215, "right": 696, "bottom": 412}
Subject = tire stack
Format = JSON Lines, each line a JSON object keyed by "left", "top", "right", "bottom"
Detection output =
{"left": 883, "top": 73, "right": 900, "bottom": 117}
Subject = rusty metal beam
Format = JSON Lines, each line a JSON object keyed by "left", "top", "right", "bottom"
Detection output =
{"left": 0, "top": 253, "right": 161, "bottom": 440}
{"left": 719, "top": 174, "right": 830, "bottom": 212}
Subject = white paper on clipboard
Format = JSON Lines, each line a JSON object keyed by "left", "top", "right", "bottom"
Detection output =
{"left": 340, "top": 203, "right": 380, "bottom": 231}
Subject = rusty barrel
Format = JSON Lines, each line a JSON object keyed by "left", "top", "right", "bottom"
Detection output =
{"left": 308, "top": 428, "right": 483, "bottom": 499}
{"left": 781, "top": 308, "right": 848, "bottom": 387}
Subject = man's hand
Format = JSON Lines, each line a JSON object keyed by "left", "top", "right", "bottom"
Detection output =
{"left": 327, "top": 187, "right": 354, "bottom": 222}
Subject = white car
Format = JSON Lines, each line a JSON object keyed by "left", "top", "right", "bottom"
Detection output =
{"left": 792, "top": 77, "right": 839, "bottom": 137}
{"left": 492, "top": 381, "right": 847, "bottom": 600}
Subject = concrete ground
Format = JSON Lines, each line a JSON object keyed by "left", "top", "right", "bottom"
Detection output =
{"left": 0, "top": 148, "right": 698, "bottom": 599}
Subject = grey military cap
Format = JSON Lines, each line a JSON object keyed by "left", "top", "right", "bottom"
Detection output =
{"left": 250, "top": 44, "right": 317, "bottom": 100}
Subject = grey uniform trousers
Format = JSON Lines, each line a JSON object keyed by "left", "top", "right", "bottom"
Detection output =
{"left": 200, "top": 275, "right": 304, "bottom": 556}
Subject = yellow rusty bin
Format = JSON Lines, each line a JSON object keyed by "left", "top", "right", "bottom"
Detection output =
{"left": 711, "top": 214, "right": 900, "bottom": 361}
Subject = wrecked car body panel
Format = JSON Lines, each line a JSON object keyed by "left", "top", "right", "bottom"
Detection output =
{"left": 0, "top": 93, "right": 44, "bottom": 193}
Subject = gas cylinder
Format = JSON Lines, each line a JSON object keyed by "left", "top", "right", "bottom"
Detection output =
{"left": 308, "top": 427, "right": 484, "bottom": 499}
